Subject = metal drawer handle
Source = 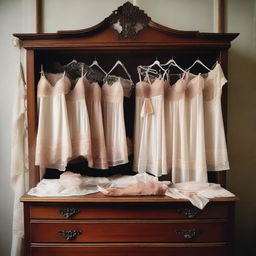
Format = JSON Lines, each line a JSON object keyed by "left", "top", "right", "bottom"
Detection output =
{"left": 59, "top": 208, "right": 80, "bottom": 219}
{"left": 178, "top": 207, "right": 201, "bottom": 218}
{"left": 175, "top": 229, "right": 201, "bottom": 239}
{"left": 58, "top": 230, "right": 82, "bottom": 240}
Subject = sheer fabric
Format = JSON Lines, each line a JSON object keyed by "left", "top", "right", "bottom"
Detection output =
{"left": 66, "top": 77, "right": 93, "bottom": 166}
{"left": 165, "top": 75, "right": 189, "bottom": 182}
{"left": 35, "top": 73, "right": 72, "bottom": 171}
{"left": 102, "top": 78, "right": 128, "bottom": 166}
{"left": 185, "top": 73, "right": 207, "bottom": 182}
{"left": 134, "top": 78, "right": 167, "bottom": 177}
{"left": 203, "top": 63, "right": 229, "bottom": 171}
{"left": 10, "top": 63, "right": 29, "bottom": 256}
{"left": 84, "top": 79, "right": 108, "bottom": 169}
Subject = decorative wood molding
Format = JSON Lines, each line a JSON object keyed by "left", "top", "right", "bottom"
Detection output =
{"left": 59, "top": 208, "right": 80, "bottom": 219}
{"left": 175, "top": 229, "right": 201, "bottom": 239}
{"left": 14, "top": 1, "right": 238, "bottom": 44}
{"left": 58, "top": 230, "right": 82, "bottom": 241}
{"left": 108, "top": 1, "right": 151, "bottom": 39}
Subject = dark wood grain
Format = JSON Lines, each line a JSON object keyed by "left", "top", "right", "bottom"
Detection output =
{"left": 23, "top": 197, "right": 236, "bottom": 256}
{"left": 30, "top": 221, "right": 228, "bottom": 243}
{"left": 29, "top": 203, "right": 229, "bottom": 220}
{"left": 26, "top": 50, "right": 39, "bottom": 188}
{"left": 30, "top": 243, "right": 228, "bottom": 256}
{"left": 13, "top": 20, "right": 238, "bottom": 42}
{"left": 23, "top": 203, "right": 31, "bottom": 256}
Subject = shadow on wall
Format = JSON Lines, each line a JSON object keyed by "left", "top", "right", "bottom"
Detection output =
{"left": 227, "top": 46, "right": 256, "bottom": 256}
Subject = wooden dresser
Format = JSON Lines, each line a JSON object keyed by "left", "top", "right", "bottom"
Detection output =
{"left": 21, "top": 193, "right": 238, "bottom": 256}
{"left": 15, "top": 3, "right": 239, "bottom": 256}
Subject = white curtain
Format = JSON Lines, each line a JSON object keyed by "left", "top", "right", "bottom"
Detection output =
{"left": 10, "top": 60, "right": 29, "bottom": 256}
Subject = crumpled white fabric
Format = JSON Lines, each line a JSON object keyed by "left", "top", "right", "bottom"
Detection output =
{"left": 27, "top": 173, "right": 161, "bottom": 197}
{"left": 10, "top": 62, "right": 29, "bottom": 256}
{"left": 28, "top": 174, "right": 235, "bottom": 211}
{"left": 27, "top": 176, "right": 109, "bottom": 197}
{"left": 165, "top": 181, "right": 235, "bottom": 209}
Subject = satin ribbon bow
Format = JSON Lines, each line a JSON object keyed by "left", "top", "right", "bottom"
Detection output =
{"left": 140, "top": 98, "right": 154, "bottom": 117}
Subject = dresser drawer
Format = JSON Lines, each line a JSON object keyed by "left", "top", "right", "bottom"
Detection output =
{"left": 30, "top": 203, "right": 229, "bottom": 219}
{"left": 30, "top": 220, "right": 228, "bottom": 243}
{"left": 30, "top": 243, "right": 228, "bottom": 256}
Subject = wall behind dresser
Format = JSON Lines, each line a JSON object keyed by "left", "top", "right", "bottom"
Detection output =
{"left": 0, "top": 0, "right": 255, "bottom": 255}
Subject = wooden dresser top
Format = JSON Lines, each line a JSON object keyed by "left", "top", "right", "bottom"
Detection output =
{"left": 21, "top": 192, "right": 238, "bottom": 203}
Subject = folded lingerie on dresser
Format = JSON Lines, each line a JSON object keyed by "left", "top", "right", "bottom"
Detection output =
{"left": 165, "top": 181, "right": 235, "bottom": 209}
{"left": 98, "top": 180, "right": 170, "bottom": 196}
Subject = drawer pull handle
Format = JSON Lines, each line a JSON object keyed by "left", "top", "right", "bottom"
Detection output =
{"left": 58, "top": 230, "right": 82, "bottom": 240}
{"left": 59, "top": 208, "right": 80, "bottom": 219}
{"left": 178, "top": 207, "right": 201, "bottom": 218}
{"left": 175, "top": 229, "right": 201, "bottom": 239}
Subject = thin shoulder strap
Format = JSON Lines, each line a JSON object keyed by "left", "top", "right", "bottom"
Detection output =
{"left": 107, "top": 60, "right": 132, "bottom": 82}
{"left": 40, "top": 64, "right": 44, "bottom": 77}
{"left": 83, "top": 71, "right": 88, "bottom": 78}
{"left": 81, "top": 65, "right": 84, "bottom": 78}
{"left": 162, "top": 67, "right": 169, "bottom": 80}
{"left": 63, "top": 70, "right": 66, "bottom": 77}
{"left": 145, "top": 67, "right": 151, "bottom": 85}
{"left": 137, "top": 66, "right": 142, "bottom": 83}
{"left": 211, "top": 60, "right": 219, "bottom": 70}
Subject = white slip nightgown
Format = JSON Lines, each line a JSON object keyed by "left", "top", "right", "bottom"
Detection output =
{"left": 102, "top": 78, "right": 128, "bottom": 166}
{"left": 66, "top": 77, "right": 93, "bottom": 167}
{"left": 134, "top": 78, "right": 167, "bottom": 177}
{"left": 185, "top": 73, "right": 208, "bottom": 182}
{"left": 203, "top": 63, "right": 229, "bottom": 171}
{"left": 84, "top": 79, "right": 108, "bottom": 169}
{"left": 165, "top": 76, "right": 189, "bottom": 182}
{"left": 35, "top": 73, "right": 72, "bottom": 171}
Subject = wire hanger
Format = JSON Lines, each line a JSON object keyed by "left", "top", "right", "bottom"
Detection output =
{"left": 137, "top": 65, "right": 159, "bottom": 76}
{"left": 161, "top": 57, "right": 185, "bottom": 73}
{"left": 65, "top": 56, "right": 77, "bottom": 67}
{"left": 146, "top": 58, "right": 166, "bottom": 73}
{"left": 107, "top": 59, "right": 132, "bottom": 82}
{"left": 89, "top": 58, "right": 107, "bottom": 75}
{"left": 186, "top": 57, "right": 211, "bottom": 72}
{"left": 144, "top": 58, "right": 166, "bottom": 81}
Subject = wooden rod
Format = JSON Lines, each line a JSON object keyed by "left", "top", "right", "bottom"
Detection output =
{"left": 217, "top": 0, "right": 225, "bottom": 33}
{"left": 36, "top": 0, "right": 43, "bottom": 33}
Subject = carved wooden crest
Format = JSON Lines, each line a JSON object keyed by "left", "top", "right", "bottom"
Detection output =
{"left": 108, "top": 1, "right": 151, "bottom": 39}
